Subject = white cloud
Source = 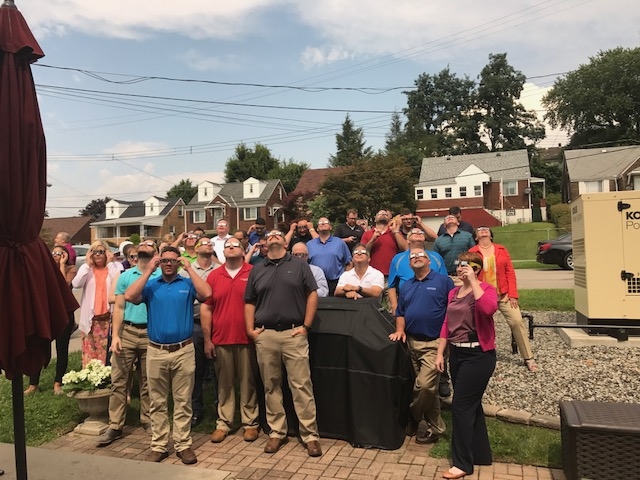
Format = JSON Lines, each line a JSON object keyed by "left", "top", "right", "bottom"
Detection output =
{"left": 181, "top": 50, "right": 240, "bottom": 72}
{"left": 299, "top": 46, "right": 352, "bottom": 68}
{"left": 520, "top": 83, "right": 569, "bottom": 148}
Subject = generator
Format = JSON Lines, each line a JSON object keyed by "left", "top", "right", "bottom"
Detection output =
{"left": 571, "top": 191, "right": 640, "bottom": 338}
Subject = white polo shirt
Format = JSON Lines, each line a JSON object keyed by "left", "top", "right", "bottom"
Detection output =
{"left": 212, "top": 234, "right": 232, "bottom": 263}
{"left": 337, "top": 265, "right": 385, "bottom": 298}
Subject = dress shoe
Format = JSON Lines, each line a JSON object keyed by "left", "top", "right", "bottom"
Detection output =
{"left": 146, "top": 450, "right": 168, "bottom": 462}
{"left": 442, "top": 468, "right": 468, "bottom": 479}
{"left": 243, "top": 427, "right": 259, "bottom": 442}
{"left": 306, "top": 440, "right": 322, "bottom": 457}
{"left": 177, "top": 447, "right": 198, "bottom": 465}
{"left": 0, "top": 468, "right": 4, "bottom": 476}
{"left": 405, "top": 417, "right": 419, "bottom": 437}
{"left": 210, "top": 429, "right": 228, "bottom": 443}
{"left": 96, "top": 428, "right": 123, "bottom": 447}
{"left": 415, "top": 432, "right": 440, "bottom": 445}
{"left": 191, "top": 413, "right": 203, "bottom": 428}
{"left": 264, "top": 436, "right": 288, "bottom": 453}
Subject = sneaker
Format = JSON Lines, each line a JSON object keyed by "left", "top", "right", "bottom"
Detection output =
{"left": 96, "top": 428, "right": 123, "bottom": 447}
{"left": 438, "top": 381, "right": 451, "bottom": 398}
{"left": 146, "top": 450, "right": 168, "bottom": 462}
{"left": 176, "top": 447, "right": 198, "bottom": 465}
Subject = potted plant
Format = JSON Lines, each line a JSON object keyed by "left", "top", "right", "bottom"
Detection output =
{"left": 62, "top": 359, "right": 112, "bottom": 435}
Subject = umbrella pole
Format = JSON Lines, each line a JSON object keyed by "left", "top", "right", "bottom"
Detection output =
{"left": 11, "top": 376, "right": 28, "bottom": 480}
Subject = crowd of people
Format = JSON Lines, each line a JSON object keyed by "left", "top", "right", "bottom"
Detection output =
{"left": 34, "top": 206, "right": 537, "bottom": 478}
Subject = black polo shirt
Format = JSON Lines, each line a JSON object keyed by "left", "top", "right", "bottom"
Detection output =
{"left": 333, "top": 222, "right": 365, "bottom": 252}
{"left": 244, "top": 253, "right": 318, "bottom": 327}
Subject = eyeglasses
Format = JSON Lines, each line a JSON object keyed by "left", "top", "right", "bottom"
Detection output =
{"left": 224, "top": 242, "right": 241, "bottom": 249}
{"left": 52, "top": 251, "right": 63, "bottom": 256}
{"left": 455, "top": 260, "right": 481, "bottom": 269}
{"left": 93, "top": 250, "right": 106, "bottom": 255}
{"left": 266, "top": 231, "right": 283, "bottom": 238}
{"left": 353, "top": 249, "right": 368, "bottom": 255}
{"left": 128, "top": 255, "right": 138, "bottom": 260}
{"left": 160, "top": 258, "right": 179, "bottom": 265}
{"left": 186, "top": 234, "right": 198, "bottom": 240}
{"left": 409, "top": 229, "right": 424, "bottom": 235}
{"left": 409, "top": 252, "right": 427, "bottom": 259}
{"left": 197, "top": 240, "right": 211, "bottom": 246}
{"left": 476, "top": 227, "right": 491, "bottom": 231}
{"left": 142, "top": 241, "right": 156, "bottom": 247}
{"left": 317, "top": 220, "right": 330, "bottom": 225}
{"left": 292, "top": 252, "right": 308, "bottom": 258}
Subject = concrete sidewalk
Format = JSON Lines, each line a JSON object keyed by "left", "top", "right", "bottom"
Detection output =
{"left": 10, "top": 425, "right": 566, "bottom": 480}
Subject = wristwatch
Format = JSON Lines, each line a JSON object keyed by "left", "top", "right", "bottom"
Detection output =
{"left": 302, "top": 324, "right": 312, "bottom": 332}
{"left": 357, "top": 286, "right": 363, "bottom": 294}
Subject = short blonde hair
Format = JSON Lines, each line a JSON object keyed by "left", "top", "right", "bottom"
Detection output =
{"left": 89, "top": 240, "right": 109, "bottom": 253}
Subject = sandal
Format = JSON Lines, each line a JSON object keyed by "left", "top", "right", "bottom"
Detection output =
{"left": 524, "top": 358, "right": 538, "bottom": 372}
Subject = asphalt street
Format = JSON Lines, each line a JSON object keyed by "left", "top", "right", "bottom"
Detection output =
{"left": 516, "top": 268, "right": 574, "bottom": 289}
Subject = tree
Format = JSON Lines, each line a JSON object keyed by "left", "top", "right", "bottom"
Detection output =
{"left": 321, "top": 153, "right": 415, "bottom": 222}
{"left": 403, "top": 67, "right": 484, "bottom": 156}
{"left": 529, "top": 149, "right": 562, "bottom": 199}
{"left": 79, "top": 197, "right": 111, "bottom": 220}
{"left": 166, "top": 178, "right": 198, "bottom": 203}
{"left": 328, "top": 114, "right": 373, "bottom": 167}
{"left": 542, "top": 47, "right": 640, "bottom": 146}
{"left": 224, "top": 143, "right": 279, "bottom": 183}
{"left": 476, "top": 53, "right": 545, "bottom": 151}
{"left": 268, "top": 158, "right": 309, "bottom": 193}
{"left": 385, "top": 112, "right": 438, "bottom": 181}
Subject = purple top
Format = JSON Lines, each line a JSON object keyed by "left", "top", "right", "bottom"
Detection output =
{"left": 64, "top": 242, "right": 77, "bottom": 265}
{"left": 446, "top": 292, "right": 476, "bottom": 343}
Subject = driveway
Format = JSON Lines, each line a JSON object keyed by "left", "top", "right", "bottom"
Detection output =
{"left": 516, "top": 268, "right": 574, "bottom": 289}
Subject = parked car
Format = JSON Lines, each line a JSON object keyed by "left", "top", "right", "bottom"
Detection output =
{"left": 536, "top": 233, "right": 573, "bottom": 270}
{"left": 72, "top": 244, "right": 120, "bottom": 267}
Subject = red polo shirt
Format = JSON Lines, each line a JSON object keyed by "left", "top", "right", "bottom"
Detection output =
{"left": 205, "top": 262, "right": 252, "bottom": 345}
{"left": 361, "top": 229, "right": 400, "bottom": 275}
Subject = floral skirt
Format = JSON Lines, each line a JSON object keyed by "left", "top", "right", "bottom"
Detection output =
{"left": 82, "top": 313, "right": 111, "bottom": 368}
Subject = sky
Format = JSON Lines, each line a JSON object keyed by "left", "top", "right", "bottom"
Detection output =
{"left": 17, "top": 0, "right": 639, "bottom": 218}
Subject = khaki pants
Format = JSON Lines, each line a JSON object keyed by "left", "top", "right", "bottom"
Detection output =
{"left": 214, "top": 344, "right": 259, "bottom": 431}
{"left": 108, "top": 323, "right": 150, "bottom": 429}
{"left": 146, "top": 342, "right": 195, "bottom": 453}
{"left": 498, "top": 297, "right": 534, "bottom": 360}
{"left": 254, "top": 329, "right": 319, "bottom": 444}
{"left": 407, "top": 337, "right": 446, "bottom": 436}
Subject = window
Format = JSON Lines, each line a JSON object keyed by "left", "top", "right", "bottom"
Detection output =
{"left": 445, "top": 187, "right": 452, "bottom": 198}
{"left": 249, "top": 184, "right": 254, "bottom": 194}
{"left": 193, "top": 210, "right": 206, "bottom": 223}
{"left": 110, "top": 206, "right": 115, "bottom": 215}
{"left": 203, "top": 188, "right": 208, "bottom": 197}
{"left": 149, "top": 204, "right": 154, "bottom": 213}
{"left": 178, "top": 206, "right": 184, "bottom": 217}
{"left": 474, "top": 185, "right": 482, "bottom": 196}
{"left": 244, "top": 207, "right": 257, "bottom": 221}
{"left": 583, "top": 181, "right": 602, "bottom": 193}
{"left": 459, "top": 186, "right": 467, "bottom": 197}
{"left": 416, "top": 189, "right": 424, "bottom": 200}
{"left": 502, "top": 181, "right": 518, "bottom": 196}
{"left": 431, "top": 188, "right": 438, "bottom": 199}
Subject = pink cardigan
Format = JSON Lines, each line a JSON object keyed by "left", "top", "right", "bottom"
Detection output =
{"left": 440, "top": 282, "right": 498, "bottom": 352}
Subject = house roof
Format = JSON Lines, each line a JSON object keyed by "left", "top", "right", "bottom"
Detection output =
{"left": 91, "top": 198, "right": 180, "bottom": 226}
{"left": 417, "top": 150, "right": 531, "bottom": 185}
{"left": 292, "top": 167, "right": 346, "bottom": 195}
{"left": 564, "top": 146, "right": 640, "bottom": 182}
{"left": 217, "top": 179, "right": 282, "bottom": 207}
{"left": 41, "top": 216, "right": 91, "bottom": 238}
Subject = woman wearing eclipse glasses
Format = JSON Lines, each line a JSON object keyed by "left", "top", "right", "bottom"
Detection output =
{"left": 72, "top": 240, "right": 123, "bottom": 367}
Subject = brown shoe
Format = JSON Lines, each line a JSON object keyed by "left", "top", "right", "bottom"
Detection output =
{"left": 264, "top": 436, "right": 288, "bottom": 454}
{"left": 243, "top": 427, "right": 259, "bottom": 442}
{"left": 210, "top": 429, "right": 228, "bottom": 443}
{"left": 176, "top": 447, "right": 198, "bottom": 465}
{"left": 146, "top": 450, "right": 168, "bottom": 462}
{"left": 306, "top": 440, "right": 322, "bottom": 457}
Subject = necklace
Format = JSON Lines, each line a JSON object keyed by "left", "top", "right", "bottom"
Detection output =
{"left": 479, "top": 243, "right": 493, "bottom": 249}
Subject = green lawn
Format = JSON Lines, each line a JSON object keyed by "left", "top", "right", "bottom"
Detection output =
{"left": 490, "top": 222, "right": 569, "bottom": 261}
{"left": 519, "top": 289, "right": 575, "bottom": 311}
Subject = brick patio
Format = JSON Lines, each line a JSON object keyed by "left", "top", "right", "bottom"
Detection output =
{"left": 41, "top": 425, "right": 566, "bottom": 480}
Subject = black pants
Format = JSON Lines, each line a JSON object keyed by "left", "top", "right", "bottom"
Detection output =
{"left": 29, "top": 312, "right": 75, "bottom": 386}
{"left": 192, "top": 323, "right": 217, "bottom": 417}
{"left": 327, "top": 279, "right": 338, "bottom": 297}
{"left": 449, "top": 346, "right": 496, "bottom": 474}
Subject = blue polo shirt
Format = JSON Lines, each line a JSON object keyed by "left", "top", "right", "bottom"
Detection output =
{"left": 396, "top": 271, "right": 454, "bottom": 339}
{"left": 433, "top": 230, "right": 476, "bottom": 274}
{"left": 307, "top": 235, "right": 352, "bottom": 281}
{"left": 142, "top": 275, "right": 197, "bottom": 344}
{"left": 115, "top": 266, "right": 161, "bottom": 325}
{"left": 388, "top": 250, "right": 447, "bottom": 292}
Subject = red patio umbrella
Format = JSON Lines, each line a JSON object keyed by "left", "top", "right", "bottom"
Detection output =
{"left": 0, "top": 0, "right": 79, "bottom": 477}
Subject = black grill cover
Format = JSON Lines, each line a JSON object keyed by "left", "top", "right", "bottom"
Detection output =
{"left": 309, "top": 297, "right": 413, "bottom": 450}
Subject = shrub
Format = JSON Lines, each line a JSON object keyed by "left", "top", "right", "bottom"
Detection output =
{"left": 549, "top": 203, "right": 571, "bottom": 231}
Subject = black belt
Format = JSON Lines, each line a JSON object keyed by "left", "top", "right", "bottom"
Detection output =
{"left": 124, "top": 321, "right": 147, "bottom": 329}
{"left": 408, "top": 333, "right": 439, "bottom": 342}
{"left": 149, "top": 338, "right": 193, "bottom": 352}
{"left": 259, "top": 323, "right": 302, "bottom": 332}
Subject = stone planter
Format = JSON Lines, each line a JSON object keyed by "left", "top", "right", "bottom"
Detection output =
{"left": 71, "top": 388, "right": 111, "bottom": 436}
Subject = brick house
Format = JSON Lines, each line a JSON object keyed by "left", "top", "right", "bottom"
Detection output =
{"left": 184, "top": 178, "right": 287, "bottom": 233}
{"left": 563, "top": 146, "right": 640, "bottom": 203}
{"left": 414, "top": 149, "right": 545, "bottom": 229}
{"left": 41, "top": 216, "right": 92, "bottom": 246}
{"left": 90, "top": 196, "right": 186, "bottom": 244}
